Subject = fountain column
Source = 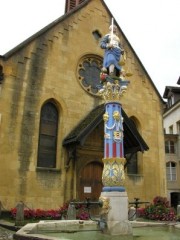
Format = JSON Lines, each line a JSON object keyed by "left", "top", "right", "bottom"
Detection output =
{"left": 99, "top": 78, "right": 132, "bottom": 236}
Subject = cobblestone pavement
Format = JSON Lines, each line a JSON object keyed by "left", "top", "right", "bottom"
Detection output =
{"left": 0, "top": 227, "right": 13, "bottom": 240}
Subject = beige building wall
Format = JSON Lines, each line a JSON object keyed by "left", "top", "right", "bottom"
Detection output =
{"left": 164, "top": 103, "right": 180, "bottom": 206}
{"left": 0, "top": 0, "right": 166, "bottom": 209}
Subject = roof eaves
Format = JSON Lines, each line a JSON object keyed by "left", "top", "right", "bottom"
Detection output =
{"left": 62, "top": 104, "right": 105, "bottom": 146}
{"left": 163, "top": 99, "right": 180, "bottom": 115}
{"left": 122, "top": 109, "right": 149, "bottom": 151}
{"left": 163, "top": 86, "right": 171, "bottom": 98}
{"left": 63, "top": 104, "right": 149, "bottom": 153}
{"left": 163, "top": 86, "right": 180, "bottom": 98}
{"left": 177, "top": 76, "right": 180, "bottom": 85}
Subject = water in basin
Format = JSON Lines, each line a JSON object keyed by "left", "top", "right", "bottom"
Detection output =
{"left": 40, "top": 225, "right": 180, "bottom": 240}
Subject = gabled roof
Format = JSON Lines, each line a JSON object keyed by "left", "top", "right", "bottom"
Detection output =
{"left": 177, "top": 76, "right": 180, "bottom": 85}
{"left": 0, "top": 0, "right": 163, "bottom": 101}
{"left": 163, "top": 86, "right": 180, "bottom": 99}
{"left": 63, "top": 104, "right": 149, "bottom": 154}
{"left": 163, "top": 98, "right": 180, "bottom": 115}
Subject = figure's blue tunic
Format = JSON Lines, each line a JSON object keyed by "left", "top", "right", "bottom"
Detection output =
{"left": 100, "top": 34, "right": 122, "bottom": 72}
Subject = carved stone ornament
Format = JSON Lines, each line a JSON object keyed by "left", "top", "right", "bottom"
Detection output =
{"left": 77, "top": 55, "right": 103, "bottom": 96}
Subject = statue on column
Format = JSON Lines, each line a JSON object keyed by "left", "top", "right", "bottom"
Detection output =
{"left": 98, "top": 19, "right": 133, "bottom": 237}
{"left": 100, "top": 20, "right": 124, "bottom": 78}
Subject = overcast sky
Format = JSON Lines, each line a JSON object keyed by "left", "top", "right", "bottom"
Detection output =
{"left": 0, "top": 0, "right": 180, "bottom": 97}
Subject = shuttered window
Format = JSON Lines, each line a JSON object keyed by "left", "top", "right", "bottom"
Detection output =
{"left": 70, "top": 0, "right": 76, "bottom": 10}
{"left": 66, "top": 0, "right": 86, "bottom": 12}
{"left": 37, "top": 102, "right": 58, "bottom": 168}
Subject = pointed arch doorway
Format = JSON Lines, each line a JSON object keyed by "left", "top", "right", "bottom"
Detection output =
{"left": 78, "top": 161, "right": 103, "bottom": 201}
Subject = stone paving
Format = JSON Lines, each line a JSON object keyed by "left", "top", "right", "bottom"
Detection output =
{"left": 0, "top": 227, "right": 13, "bottom": 240}
{"left": 0, "top": 220, "right": 17, "bottom": 240}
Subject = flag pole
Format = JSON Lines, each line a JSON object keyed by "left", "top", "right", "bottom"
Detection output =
{"left": 110, "top": 18, "right": 114, "bottom": 44}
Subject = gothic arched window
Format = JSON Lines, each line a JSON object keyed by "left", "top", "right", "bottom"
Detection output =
{"left": 37, "top": 102, "right": 59, "bottom": 168}
{"left": 0, "top": 65, "right": 4, "bottom": 83}
{"left": 126, "top": 153, "right": 138, "bottom": 174}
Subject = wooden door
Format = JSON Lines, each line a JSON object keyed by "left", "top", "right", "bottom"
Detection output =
{"left": 78, "top": 162, "right": 103, "bottom": 201}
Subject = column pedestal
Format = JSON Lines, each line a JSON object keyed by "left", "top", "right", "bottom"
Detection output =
{"left": 100, "top": 191, "right": 132, "bottom": 236}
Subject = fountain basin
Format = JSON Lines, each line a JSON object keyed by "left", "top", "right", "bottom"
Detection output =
{"left": 13, "top": 220, "right": 99, "bottom": 240}
{"left": 13, "top": 220, "right": 180, "bottom": 240}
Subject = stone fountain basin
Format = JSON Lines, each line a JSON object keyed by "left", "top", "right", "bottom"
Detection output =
{"left": 13, "top": 220, "right": 180, "bottom": 240}
{"left": 13, "top": 220, "right": 99, "bottom": 240}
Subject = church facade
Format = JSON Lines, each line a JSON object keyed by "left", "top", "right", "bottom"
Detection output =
{"left": 0, "top": 0, "right": 166, "bottom": 210}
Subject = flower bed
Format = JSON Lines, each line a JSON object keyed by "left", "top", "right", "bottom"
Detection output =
{"left": 10, "top": 202, "right": 90, "bottom": 221}
{"left": 137, "top": 196, "right": 177, "bottom": 221}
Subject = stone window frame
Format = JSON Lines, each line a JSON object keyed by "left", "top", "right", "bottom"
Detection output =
{"left": 77, "top": 54, "right": 103, "bottom": 96}
{"left": 165, "top": 140, "right": 176, "bottom": 154}
{"left": 166, "top": 161, "right": 177, "bottom": 181}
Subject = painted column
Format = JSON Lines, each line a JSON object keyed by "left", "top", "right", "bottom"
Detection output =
{"left": 104, "top": 102, "right": 124, "bottom": 159}
{"left": 98, "top": 79, "right": 133, "bottom": 236}
{"left": 99, "top": 80, "right": 129, "bottom": 192}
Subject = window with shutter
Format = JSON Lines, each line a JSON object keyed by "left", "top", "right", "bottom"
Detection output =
{"left": 66, "top": 0, "right": 86, "bottom": 12}
{"left": 70, "top": 0, "right": 76, "bottom": 10}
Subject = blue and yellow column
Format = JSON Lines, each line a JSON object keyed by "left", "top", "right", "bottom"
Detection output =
{"left": 98, "top": 79, "right": 129, "bottom": 192}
